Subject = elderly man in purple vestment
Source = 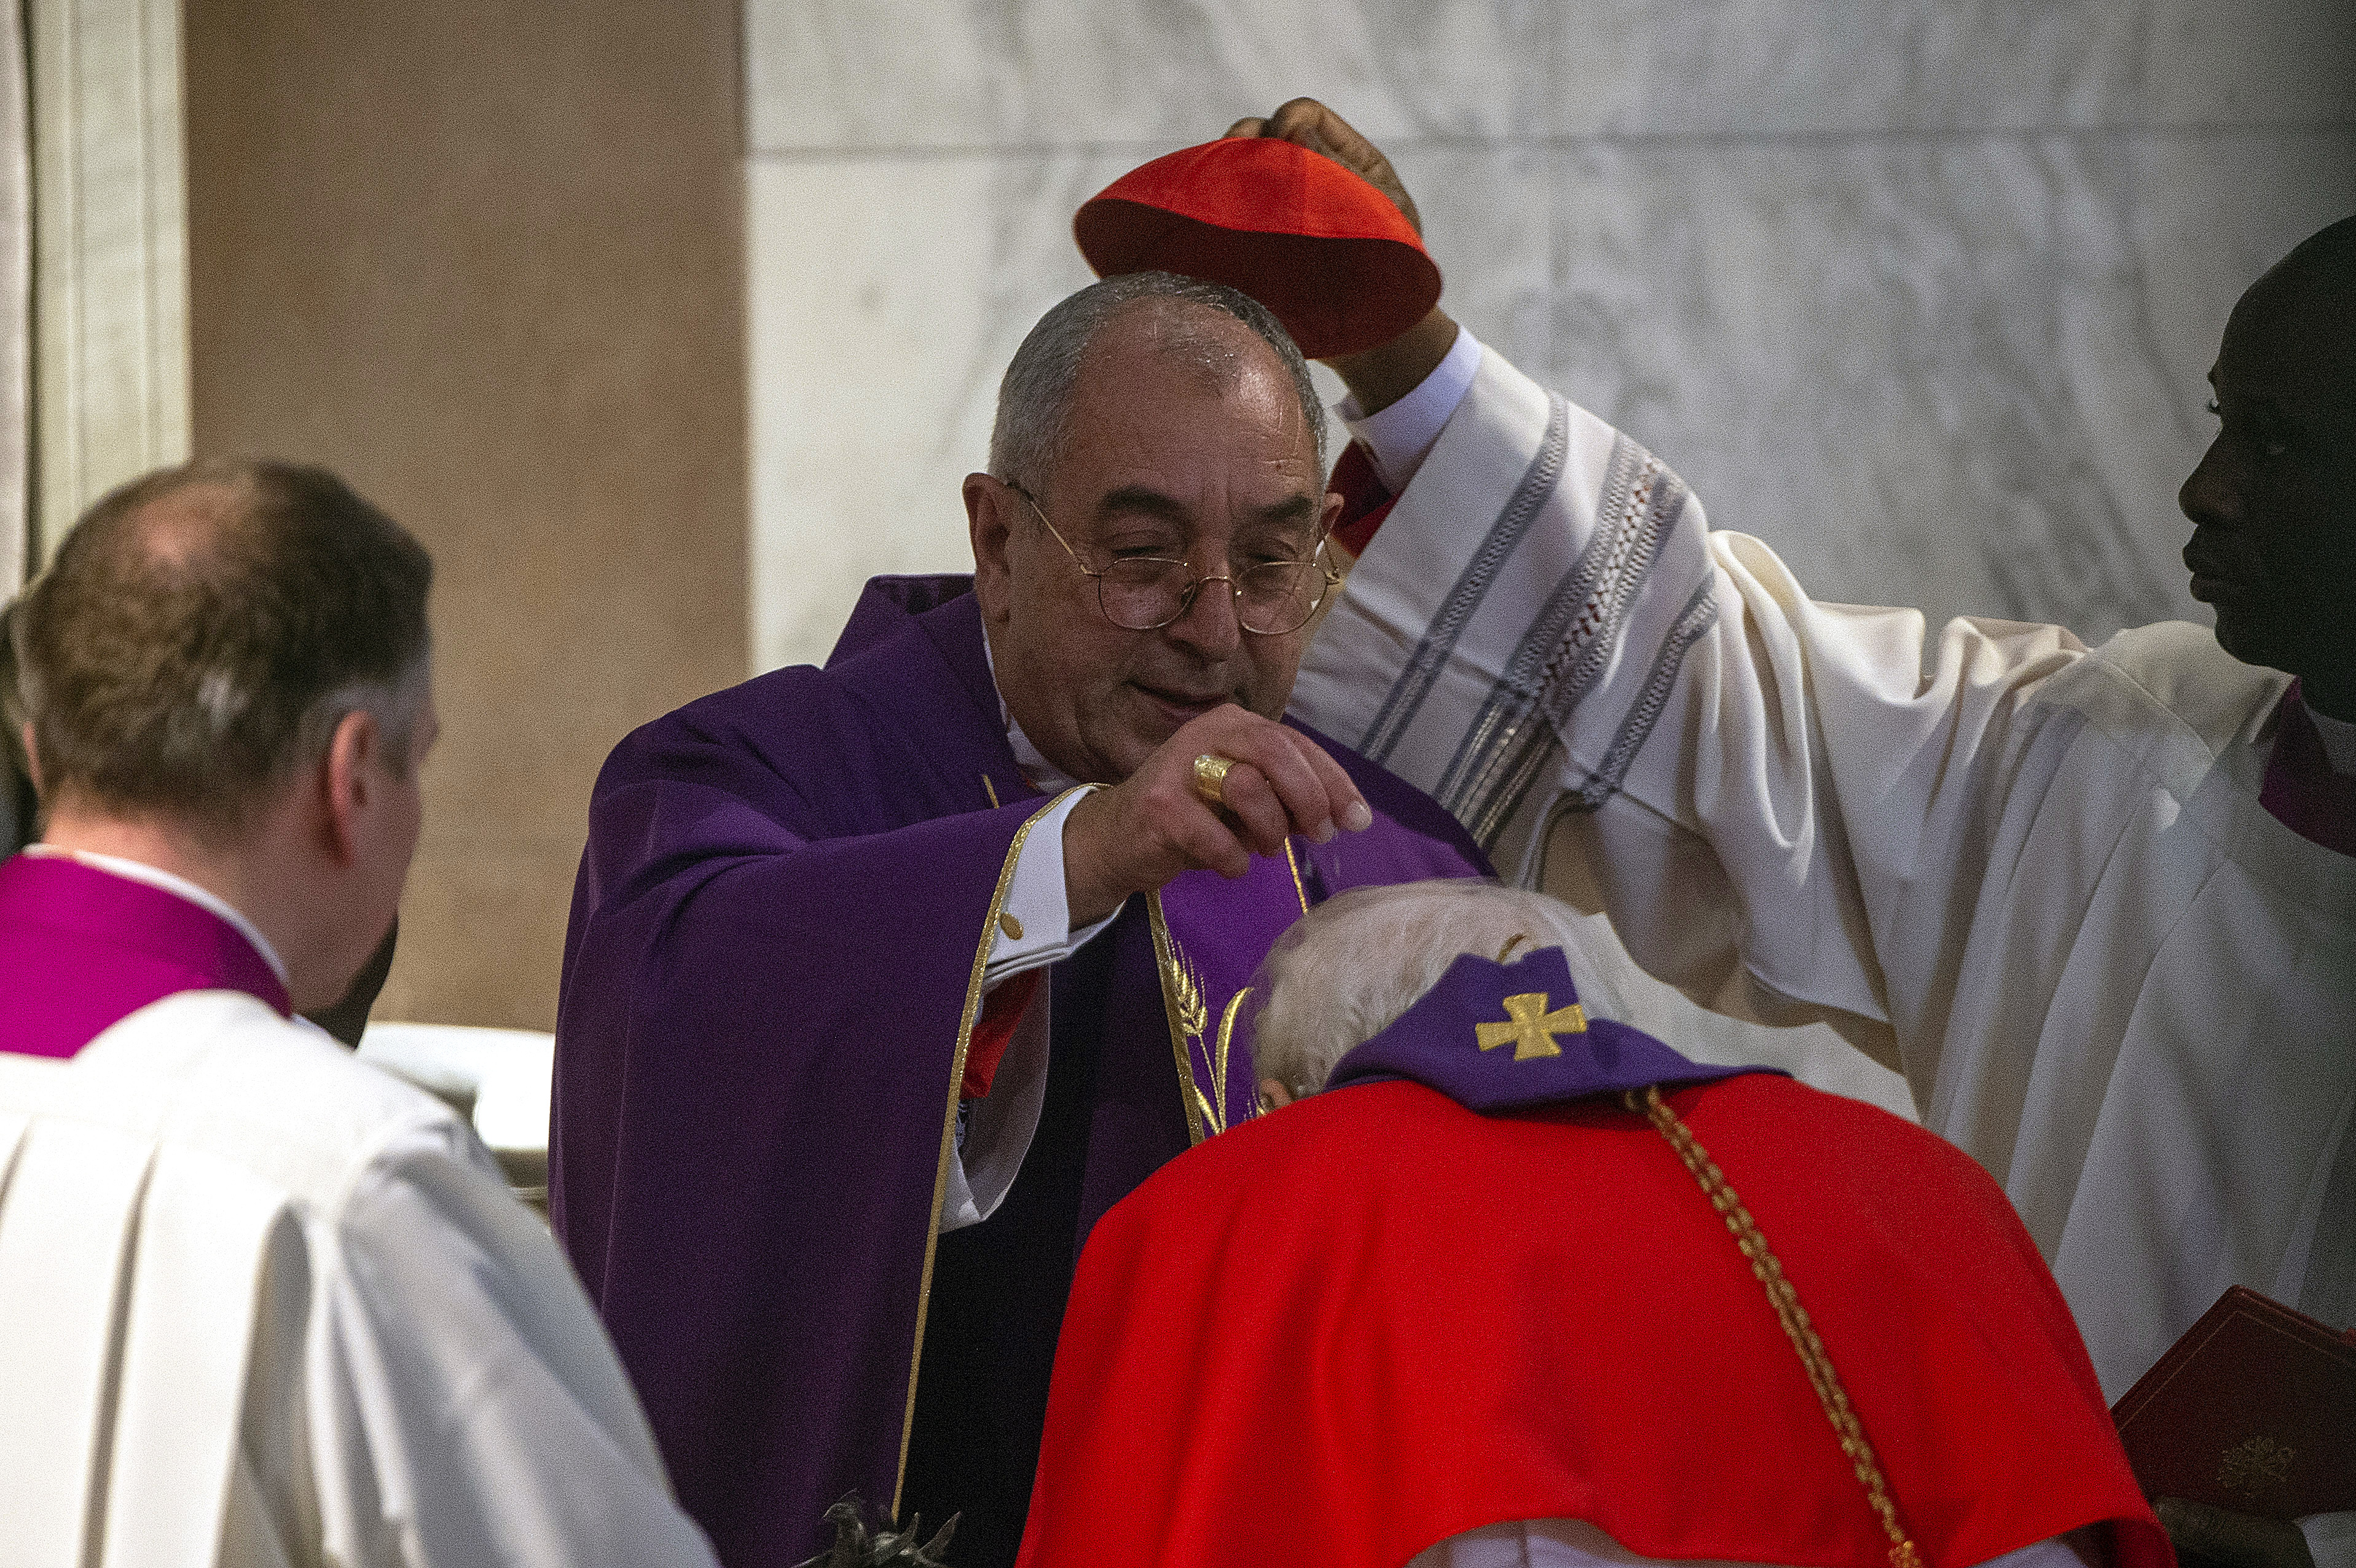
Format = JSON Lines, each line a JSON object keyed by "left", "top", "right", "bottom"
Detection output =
{"left": 554, "top": 274, "right": 1491, "bottom": 1567}
{"left": 0, "top": 460, "right": 720, "bottom": 1566}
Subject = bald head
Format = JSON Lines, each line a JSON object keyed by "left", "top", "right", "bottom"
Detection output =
{"left": 1093, "top": 296, "right": 1265, "bottom": 403}
{"left": 14, "top": 458, "right": 433, "bottom": 837}
{"left": 2179, "top": 213, "right": 2356, "bottom": 717}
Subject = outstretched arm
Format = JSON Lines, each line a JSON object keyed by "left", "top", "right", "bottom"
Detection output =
{"left": 1262, "top": 98, "right": 2097, "bottom": 1083}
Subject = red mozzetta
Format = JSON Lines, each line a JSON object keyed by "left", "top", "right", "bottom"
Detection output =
{"left": 1016, "top": 1074, "right": 2170, "bottom": 1568}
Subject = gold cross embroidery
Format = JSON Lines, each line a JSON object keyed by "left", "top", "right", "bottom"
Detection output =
{"left": 1474, "top": 992, "right": 1588, "bottom": 1061}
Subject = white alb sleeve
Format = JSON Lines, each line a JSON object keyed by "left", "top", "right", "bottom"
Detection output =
{"left": 311, "top": 1126, "right": 721, "bottom": 1567}
{"left": 1295, "top": 343, "right": 2091, "bottom": 1068}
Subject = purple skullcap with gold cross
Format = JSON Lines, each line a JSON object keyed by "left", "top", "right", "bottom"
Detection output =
{"left": 1325, "top": 944, "right": 1780, "bottom": 1115}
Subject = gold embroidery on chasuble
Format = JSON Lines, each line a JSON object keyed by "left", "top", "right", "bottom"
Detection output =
{"left": 1148, "top": 840, "right": 1313, "bottom": 1146}
{"left": 898, "top": 785, "right": 1088, "bottom": 1517}
{"left": 1148, "top": 903, "right": 1219, "bottom": 1143}
{"left": 1474, "top": 992, "right": 1588, "bottom": 1061}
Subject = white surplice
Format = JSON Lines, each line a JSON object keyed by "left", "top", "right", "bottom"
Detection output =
{"left": 0, "top": 989, "right": 720, "bottom": 1568}
{"left": 1291, "top": 342, "right": 2356, "bottom": 1409}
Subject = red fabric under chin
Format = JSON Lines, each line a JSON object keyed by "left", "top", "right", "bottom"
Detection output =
{"left": 1015, "top": 1075, "right": 2172, "bottom": 1568}
{"left": 1329, "top": 441, "right": 1396, "bottom": 558}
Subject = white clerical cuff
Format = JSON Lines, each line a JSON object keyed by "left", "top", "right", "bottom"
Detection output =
{"left": 983, "top": 786, "right": 1117, "bottom": 989}
{"left": 1335, "top": 324, "right": 1483, "bottom": 496}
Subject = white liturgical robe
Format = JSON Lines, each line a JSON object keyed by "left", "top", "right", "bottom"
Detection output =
{"left": 0, "top": 989, "right": 720, "bottom": 1568}
{"left": 1291, "top": 340, "right": 2356, "bottom": 1405}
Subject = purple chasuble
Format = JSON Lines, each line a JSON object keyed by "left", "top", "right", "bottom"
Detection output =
{"left": 1327, "top": 944, "right": 1777, "bottom": 1111}
{"left": 553, "top": 576, "right": 1487, "bottom": 1568}
{"left": 0, "top": 852, "right": 291, "bottom": 1058}
{"left": 2261, "top": 681, "right": 2356, "bottom": 858}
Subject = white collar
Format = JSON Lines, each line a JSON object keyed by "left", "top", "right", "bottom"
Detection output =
{"left": 23, "top": 844, "right": 291, "bottom": 983}
{"left": 1006, "top": 714, "right": 1080, "bottom": 796}
{"left": 1335, "top": 323, "right": 1482, "bottom": 495}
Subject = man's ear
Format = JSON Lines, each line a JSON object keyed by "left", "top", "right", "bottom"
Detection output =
{"left": 1258, "top": 1077, "right": 1296, "bottom": 1113}
{"left": 966, "top": 472, "right": 1020, "bottom": 625}
{"left": 320, "top": 708, "right": 382, "bottom": 865}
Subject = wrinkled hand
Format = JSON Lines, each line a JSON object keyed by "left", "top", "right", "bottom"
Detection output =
{"left": 2158, "top": 1499, "right": 2316, "bottom": 1568}
{"left": 1225, "top": 97, "right": 1419, "bottom": 236}
{"left": 1062, "top": 705, "right": 1373, "bottom": 926}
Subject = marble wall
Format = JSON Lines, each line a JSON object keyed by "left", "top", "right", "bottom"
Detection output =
{"left": 745, "top": 1, "right": 2356, "bottom": 1108}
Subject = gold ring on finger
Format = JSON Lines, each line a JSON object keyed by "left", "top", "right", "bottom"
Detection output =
{"left": 1191, "top": 752, "right": 1238, "bottom": 809}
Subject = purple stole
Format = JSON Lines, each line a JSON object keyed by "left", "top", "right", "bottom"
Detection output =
{"left": 2261, "top": 681, "right": 2356, "bottom": 858}
{"left": 0, "top": 853, "right": 291, "bottom": 1059}
{"left": 1147, "top": 853, "right": 1308, "bottom": 1140}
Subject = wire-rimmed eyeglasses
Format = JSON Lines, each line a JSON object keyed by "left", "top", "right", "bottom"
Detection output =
{"left": 1012, "top": 485, "right": 1341, "bottom": 637}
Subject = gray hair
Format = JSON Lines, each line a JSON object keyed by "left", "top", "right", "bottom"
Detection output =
{"left": 1250, "top": 882, "right": 1633, "bottom": 1104}
{"left": 987, "top": 271, "right": 1327, "bottom": 496}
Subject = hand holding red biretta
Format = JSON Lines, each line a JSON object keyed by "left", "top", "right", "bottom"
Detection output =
{"left": 1073, "top": 129, "right": 1442, "bottom": 360}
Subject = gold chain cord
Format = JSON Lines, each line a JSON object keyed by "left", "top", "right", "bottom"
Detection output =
{"left": 1625, "top": 1086, "right": 1925, "bottom": 1568}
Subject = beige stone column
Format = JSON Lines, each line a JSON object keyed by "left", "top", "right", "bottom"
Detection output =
{"left": 185, "top": 1, "right": 748, "bottom": 1028}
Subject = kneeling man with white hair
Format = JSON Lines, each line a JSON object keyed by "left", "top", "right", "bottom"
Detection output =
{"left": 0, "top": 460, "right": 717, "bottom": 1566}
{"left": 1015, "top": 882, "right": 2167, "bottom": 1568}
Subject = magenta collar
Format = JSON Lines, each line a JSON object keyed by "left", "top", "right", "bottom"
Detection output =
{"left": 0, "top": 852, "right": 292, "bottom": 1059}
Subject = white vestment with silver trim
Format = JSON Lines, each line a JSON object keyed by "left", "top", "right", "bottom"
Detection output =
{"left": 1293, "top": 345, "right": 2356, "bottom": 1421}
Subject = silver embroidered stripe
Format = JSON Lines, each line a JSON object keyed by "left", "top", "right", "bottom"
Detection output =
{"left": 1437, "top": 438, "right": 1692, "bottom": 842}
{"left": 1357, "top": 393, "right": 1571, "bottom": 766}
